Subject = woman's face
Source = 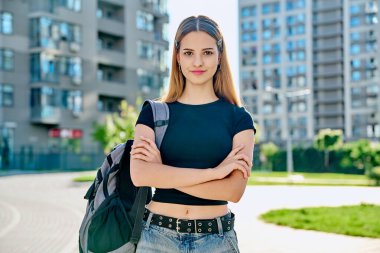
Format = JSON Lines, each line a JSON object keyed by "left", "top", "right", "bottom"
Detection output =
{"left": 177, "top": 31, "right": 219, "bottom": 86}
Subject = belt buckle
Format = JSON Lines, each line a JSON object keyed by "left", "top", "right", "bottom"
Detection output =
{"left": 176, "top": 218, "right": 181, "bottom": 233}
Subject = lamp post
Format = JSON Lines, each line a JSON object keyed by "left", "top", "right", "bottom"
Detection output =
{"left": 264, "top": 86, "right": 311, "bottom": 175}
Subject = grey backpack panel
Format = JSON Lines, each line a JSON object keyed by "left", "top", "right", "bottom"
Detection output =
{"left": 79, "top": 99, "right": 169, "bottom": 253}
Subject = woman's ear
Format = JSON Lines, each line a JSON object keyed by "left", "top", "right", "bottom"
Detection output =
{"left": 176, "top": 53, "right": 180, "bottom": 64}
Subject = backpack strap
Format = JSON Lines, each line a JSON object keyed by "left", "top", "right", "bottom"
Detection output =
{"left": 130, "top": 99, "right": 169, "bottom": 244}
{"left": 143, "top": 99, "right": 169, "bottom": 149}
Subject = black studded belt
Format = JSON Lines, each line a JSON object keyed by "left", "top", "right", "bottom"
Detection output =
{"left": 143, "top": 208, "right": 235, "bottom": 234}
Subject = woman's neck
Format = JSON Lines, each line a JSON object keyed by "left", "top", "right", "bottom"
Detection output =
{"left": 179, "top": 80, "right": 218, "bottom": 104}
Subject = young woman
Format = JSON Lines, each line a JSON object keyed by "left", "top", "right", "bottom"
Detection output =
{"left": 130, "top": 15, "right": 256, "bottom": 253}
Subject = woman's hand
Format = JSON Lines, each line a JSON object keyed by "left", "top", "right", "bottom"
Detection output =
{"left": 213, "top": 144, "right": 252, "bottom": 179}
{"left": 130, "top": 136, "right": 162, "bottom": 164}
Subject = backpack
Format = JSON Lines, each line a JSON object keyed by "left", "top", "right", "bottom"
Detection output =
{"left": 79, "top": 99, "right": 169, "bottom": 253}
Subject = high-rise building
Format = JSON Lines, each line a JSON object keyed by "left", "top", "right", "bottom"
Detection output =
{"left": 0, "top": 0, "right": 169, "bottom": 155}
{"left": 239, "top": 0, "right": 380, "bottom": 143}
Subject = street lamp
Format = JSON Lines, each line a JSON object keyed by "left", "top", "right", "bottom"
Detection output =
{"left": 264, "top": 86, "right": 311, "bottom": 175}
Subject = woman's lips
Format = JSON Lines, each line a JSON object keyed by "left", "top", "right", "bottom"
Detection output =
{"left": 191, "top": 70, "right": 206, "bottom": 75}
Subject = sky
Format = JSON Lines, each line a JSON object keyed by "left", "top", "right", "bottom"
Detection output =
{"left": 167, "top": 0, "right": 240, "bottom": 95}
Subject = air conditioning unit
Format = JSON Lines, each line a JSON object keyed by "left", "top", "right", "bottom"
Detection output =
{"left": 72, "top": 76, "right": 82, "bottom": 85}
{"left": 69, "top": 42, "right": 80, "bottom": 53}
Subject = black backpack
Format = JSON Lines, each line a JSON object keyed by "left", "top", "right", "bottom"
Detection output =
{"left": 79, "top": 99, "right": 169, "bottom": 253}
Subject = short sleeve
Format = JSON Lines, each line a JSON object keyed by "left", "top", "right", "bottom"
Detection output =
{"left": 233, "top": 107, "right": 256, "bottom": 136}
{"left": 135, "top": 103, "right": 154, "bottom": 130}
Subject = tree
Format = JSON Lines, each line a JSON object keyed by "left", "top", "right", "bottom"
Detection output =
{"left": 313, "top": 129, "right": 343, "bottom": 169}
{"left": 260, "top": 142, "right": 279, "bottom": 171}
{"left": 92, "top": 100, "right": 139, "bottom": 154}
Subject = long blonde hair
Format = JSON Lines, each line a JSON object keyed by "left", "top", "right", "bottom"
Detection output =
{"left": 159, "top": 15, "right": 241, "bottom": 106}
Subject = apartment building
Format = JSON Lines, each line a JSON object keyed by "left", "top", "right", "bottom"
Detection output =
{"left": 0, "top": 0, "right": 169, "bottom": 158}
{"left": 238, "top": 0, "right": 380, "bottom": 143}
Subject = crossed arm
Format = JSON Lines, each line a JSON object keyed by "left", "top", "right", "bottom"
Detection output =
{"left": 130, "top": 124, "right": 255, "bottom": 203}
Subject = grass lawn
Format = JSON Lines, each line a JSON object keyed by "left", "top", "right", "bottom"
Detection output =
{"left": 259, "top": 203, "right": 380, "bottom": 238}
{"left": 248, "top": 171, "right": 374, "bottom": 186}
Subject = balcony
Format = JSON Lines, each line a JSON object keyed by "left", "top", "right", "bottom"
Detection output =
{"left": 315, "top": 108, "right": 344, "bottom": 117}
{"left": 97, "top": 18, "right": 125, "bottom": 37}
{"left": 98, "top": 49, "right": 125, "bottom": 67}
{"left": 100, "top": 0, "right": 125, "bottom": 6}
{"left": 313, "top": 15, "right": 343, "bottom": 25}
{"left": 140, "top": 0, "right": 169, "bottom": 21}
{"left": 31, "top": 106, "right": 61, "bottom": 125}
{"left": 313, "top": 83, "right": 343, "bottom": 91}
{"left": 313, "top": 67, "right": 343, "bottom": 78}
{"left": 314, "top": 94, "right": 344, "bottom": 104}
{"left": 313, "top": 29, "right": 343, "bottom": 38}
{"left": 313, "top": 42, "right": 342, "bottom": 51}
{"left": 313, "top": 2, "right": 342, "bottom": 12}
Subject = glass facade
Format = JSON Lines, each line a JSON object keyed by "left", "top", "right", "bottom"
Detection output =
{"left": 30, "top": 17, "right": 81, "bottom": 49}
{"left": 286, "top": 13, "right": 305, "bottom": 36}
{"left": 136, "top": 11, "right": 154, "bottom": 32}
{"left": 0, "top": 83, "right": 13, "bottom": 107}
{"left": 0, "top": 49, "right": 14, "bottom": 71}
{"left": 30, "top": 53, "right": 82, "bottom": 83}
{"left": 0, "top": 12, "right": 13, "bottom": 34}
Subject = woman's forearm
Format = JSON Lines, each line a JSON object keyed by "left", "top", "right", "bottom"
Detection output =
{"left": 130, "top": 159, "right": 215, "bottom": 189}
{"left": 175, "top": 170, "right": 248, "bottom": 203}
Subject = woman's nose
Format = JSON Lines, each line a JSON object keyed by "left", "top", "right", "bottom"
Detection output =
{"left": 193, "top": 55, "right": 203, "bottom": 67}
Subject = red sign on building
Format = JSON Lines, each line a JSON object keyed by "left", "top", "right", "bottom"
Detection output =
{"left": 48, "top": 128, "right": 83, "bottom": 139}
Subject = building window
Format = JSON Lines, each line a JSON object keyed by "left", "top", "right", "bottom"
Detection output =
{"left": 62, "top": 90, "right": 83, "bottom": 113}
{"left": 136, "top": 11, "right": 154, "bottom": 32}
{"left": 262, "top": 2, "right": 280, "bottom": 15}
{"left": 0, "top": 49, "right": 14, "bottom": 71}
{"left": 31, "top": 53, "right": 82, "bottom": 83}
{"left": 60, "top": 56, "right": 82, "bottom": 79}
{"left": 58, "top": 0, "right": 81, "bottom": 12}
{"left": 350, "top": 32, "right": 360, "bottom": 41}
{"left": 352, "top": 71, "right": 361, "bottom": 81}
{"left": 97, "top": 95, "right": 123, "bottom": 113}
{"left": 31, "top": 87, "right": 60, "bottom": 107}
{"left": 286, "top": 14, "right": 305, "bottom": 36}
{"left": 30, "top": 17, "right": 81, "bottom": 49}
{"left": 350, "top": 4, "right": 361, "bottom": 15}
{"left": 0, "top": 11, "right": 12, "bottom": 34}
{"left": 0, "top": 83, "right": 13, "bottom": 107}
{"left": 350, "top": 44, "right": 361, "bottom": 55}
{"left": 287, "top": 65, "right": 306, "bottom": 88}
{"left": 241, "top": 5, "right": 257, "bottom": 17}
{"left": 350, "top": 17, "right": 360, "bottom": 27}
{"left": 137, "top": 40, "right": 153, "bottom": 59}
{"left": 286, "top": 0, "right": 305, "bottom": 11}
{"left": 242, "top": 46, "right": 257, "bottom": 66}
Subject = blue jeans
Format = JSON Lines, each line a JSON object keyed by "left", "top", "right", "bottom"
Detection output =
{"left": 136, "top": 216, "right": 240, "bottom": 253}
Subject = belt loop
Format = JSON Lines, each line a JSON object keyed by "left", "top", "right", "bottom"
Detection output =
{"left": 216, "top": 217, "right": 223, "bottom": 237}
{"left": 194, "top": 219, "right": 197, "bottom": 234}
{"left": 145, "top": 211, "right": 153, "bottom": 230}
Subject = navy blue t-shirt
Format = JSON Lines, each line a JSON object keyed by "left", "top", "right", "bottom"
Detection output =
{"left": 135, "top": 97, "right": 256, "bottom": 205}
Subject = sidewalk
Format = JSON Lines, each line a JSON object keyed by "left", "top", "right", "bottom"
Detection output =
{"left": 0, "top": 172, "right": 379, "bottom": 253}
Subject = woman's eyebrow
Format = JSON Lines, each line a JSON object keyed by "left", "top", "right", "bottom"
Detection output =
{"left": 182, "top": 48, "right": 215, "bottom": 51}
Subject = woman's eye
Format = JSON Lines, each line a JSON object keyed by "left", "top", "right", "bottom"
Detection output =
{"left": 184, "top": 51, "right": 192, "bottom": 56}
{"left": 204, "top": 51, "right": 214, "bottom": 55}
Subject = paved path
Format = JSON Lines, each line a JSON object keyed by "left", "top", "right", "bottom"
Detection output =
{"left": 0, "top": 172, "right": 379, "bottom": 253}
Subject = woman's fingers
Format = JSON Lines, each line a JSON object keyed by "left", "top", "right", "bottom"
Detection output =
{"left": 235, "top": 160, "right": 250, "bottom": 177}
{"left": 234, "top": 162, "right": 248, "bottom": 179}
{"left": 130, "top": 148, "right": 154, "bottom": 159}
{"left": 132, "top": 141, "right": 160, "bottom": 156}
{"left": 131, "top": 154, "right": 149, "bottom": 162}
{"left": 234, "top": 154, "right": 253, "bottom": 168}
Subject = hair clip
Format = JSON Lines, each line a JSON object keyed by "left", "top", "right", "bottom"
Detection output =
{"left": 217, "top": 39, "right": 223, "bottom": 51}
{"left": 174, "top": 39, "right": 179, "bottom": 49}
